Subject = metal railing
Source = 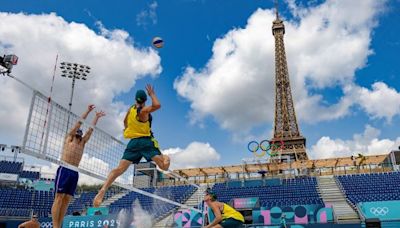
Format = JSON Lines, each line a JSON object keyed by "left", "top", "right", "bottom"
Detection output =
{"left": 175, "top": 221, "right": 350, "bottom": 228}
{"left": 158, "top": 163, "right": 396, "bottom": 186}
{"left": 355, "top": 203, "right": 366, "bottom": 222}
{"left": 0, "top": 155, "right": 24, "bottom": 163}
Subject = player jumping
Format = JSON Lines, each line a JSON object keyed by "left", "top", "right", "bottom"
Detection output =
{"left": 93, "top": 84, "right": 170, "bottom": 207}
{"left": 51, "top": 105, "right": 105, "bottom": 228}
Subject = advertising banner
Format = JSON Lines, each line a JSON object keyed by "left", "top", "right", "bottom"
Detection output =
{"left": 87, "top": 207, "right": 109, "bottom": 216}
{"left": 233, "top": 197, "right": 260, "bottom": 209}
{"left": 0, "top": 172, "right": 18, "bottom": 181}
{"left": 359, "top": 200, "right": 400, "bottom": 221}
{"left": 62, "top": 214, "right": 121, "bottom": 228}
{"left": 33, "top": 179, "right": 54, "bottom": 191}
{"left": 252, "top": 204, "right": 333, "bottom": 225}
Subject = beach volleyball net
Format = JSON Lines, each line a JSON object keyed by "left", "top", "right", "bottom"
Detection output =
{"left": 21, "top": 90, "right": 198, "bottom": 210}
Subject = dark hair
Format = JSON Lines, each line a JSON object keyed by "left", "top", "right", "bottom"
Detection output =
{"left": 76, "top": 129, "right": 83, "bottom": 137}
{"left": 94, "top": 210, "right": 102, "bottom": 215}
{"left": 205, "top": 189, "right": 217, "bottom": 201}
{"left": 135, "top": 90, "right": 147, "bottom": 104}
{"left": 72, "top": 211, "right": 81, "bottom": 216}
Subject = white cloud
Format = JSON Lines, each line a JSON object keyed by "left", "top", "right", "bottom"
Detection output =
{"left": 136, "top": 1, "right": 158, "bottom": 28}
{"left": 0, "top": 12, "right": 161, "bottom": 145}
{"left": 309, "top": 125, "right": 400, "bottom": 159}
{"left": 174, "top": 0, "right": 391, "bottom": 134}
{"left": 345, "top": 82, "right": 400, "bottom": 121}
{"left": 163, "top": 142, "right": 221, "bottom": 169}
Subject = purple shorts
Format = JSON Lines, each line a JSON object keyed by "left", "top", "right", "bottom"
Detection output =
{"left": 54, "top": 166, "right": 79, "bottom": 196}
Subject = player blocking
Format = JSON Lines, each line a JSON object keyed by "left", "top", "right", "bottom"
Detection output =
{"left": 51, "top": 105, "right": 105, "bottom": 228}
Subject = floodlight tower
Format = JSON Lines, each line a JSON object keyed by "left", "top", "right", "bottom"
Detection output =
{"left": 0, "top": 54, "right": 18, "bottom": 74}
{"left": 60, "top": 62, "right": 91, "bottom": 130}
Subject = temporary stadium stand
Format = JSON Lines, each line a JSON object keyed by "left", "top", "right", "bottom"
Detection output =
{"left": 0, "top": 161, "right": 23, "bottom": 174}
{"left": 0, "top": 160, "right": 41, "bottom": 181}
{"left": 212, "top": 177, "right": 324, "bottom": 207}
{"left": 0, "top": 188, "right": 54, "bottom": 217}
{"left": 336, "top": 171, "right": 400, "bottom": 205}
{"left": 0, "top": 188, "right": 118, "bottom": 218}
{"left": 109, "top": 185, "right": 196, "bottom": 220}
{"left": 0, "top": 185, "right": 196, "bottom": 219}
{"left": 1, "top": 159, "right": 195, "bottom": 219}
{"left": 19, "top": 170, "right": 40, "bottom": 180}
{"left": 67, "top": 191, "right": 115, "bottom": 215}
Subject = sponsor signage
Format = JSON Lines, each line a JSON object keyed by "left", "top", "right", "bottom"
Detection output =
{"left": 233, "top": 197, "right": 260, "bottom": 209}
{"left": 0, "top": 172, "right": 18, "bottom": 181}
{"left": 359, "top": 200, "right": 400, "bottom": 220}
{"left": 62, "top": 214, "right": 122, "bottom": 228}
{"left": 87, "top": 207, "right": 109, "bottom": 216}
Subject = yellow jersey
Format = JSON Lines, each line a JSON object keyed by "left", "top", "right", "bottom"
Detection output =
{"left": 221, "top": 203, "right": 245, "bottom": 222}
{"left": 123, "top": 106, "right": 152, "bottom": 139}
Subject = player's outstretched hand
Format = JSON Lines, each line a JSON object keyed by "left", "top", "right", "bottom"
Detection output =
{"left": 146, "top": 84, "right": 155, "bottom": 96}
{"left": 87, "top": 104, "right": 96, "bottom": 112}
{"left": 95, "top": 111, "right": 106, "bottom": 119}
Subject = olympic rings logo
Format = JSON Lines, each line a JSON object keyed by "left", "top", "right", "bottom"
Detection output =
{"left": 40, "top": 222, "right": 53, "bottom": 228}
{"left": 370, "top": 207, "right": 389, "bottom": 216}
{"left": 247, "top": 140, "right": 284, "bottom": 157}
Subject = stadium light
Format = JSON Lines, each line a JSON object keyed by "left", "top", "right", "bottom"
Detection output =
{"left": 0, "top": 54, "right": 18, "bottom": 74}
{"left": 10, "top": 145, "right": 21, "bottom": 153}
{"left": 60, "top": 62, "right": 91, "bottom": 130}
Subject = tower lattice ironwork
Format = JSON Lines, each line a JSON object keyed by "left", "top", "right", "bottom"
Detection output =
{"left": 271, "top": 2, "right": 308, "bottom": 161}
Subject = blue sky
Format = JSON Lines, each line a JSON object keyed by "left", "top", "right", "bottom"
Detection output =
{"left": 0, "top": 0, "right": 399, "bottom": 172}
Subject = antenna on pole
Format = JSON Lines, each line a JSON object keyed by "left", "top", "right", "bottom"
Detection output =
{"left": 274, "top": 0, "right": 280, "bottom": 20}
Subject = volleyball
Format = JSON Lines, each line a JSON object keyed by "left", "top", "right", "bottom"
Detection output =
{"left": 152, "top": 37, "right": 164, "bottom": 48}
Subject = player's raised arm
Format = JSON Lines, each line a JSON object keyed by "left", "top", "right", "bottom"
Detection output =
{"left": 83, "top": 110, "right": 106, "bottom": 143}
{"left": 138, "top": 84, "right": 161, "bottom": 117}
{"left": 67, "top": 104, "right": 95, "bottom": 137}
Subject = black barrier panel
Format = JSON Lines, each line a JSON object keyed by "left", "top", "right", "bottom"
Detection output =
{"left": 245, "top": 224, "right": 361, "bottom": 228}
{"left": 365, "top": 218, "right": 381, "bottom": 228}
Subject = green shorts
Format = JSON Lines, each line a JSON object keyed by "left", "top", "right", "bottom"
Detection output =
{"left": 122, "top": 137, "right": 162, "bottom": 164}
{"left": 220, "top": 218, "right": 244, "bottom": 228}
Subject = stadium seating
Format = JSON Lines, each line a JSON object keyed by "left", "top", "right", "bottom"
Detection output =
{"left": 109, "top": 185, "right": 196, "bottom": 220}
{"left": 67, "top": 191, "right": 115, "bottom": 214}
{"left": 0, "top": 188, "right": 118, "bottom": 217}
{"left": 0, "top": 185, "right": 195, "bottom": 219}
{"left": 0, "top": 161, "right": 23, "bottom": 174}
{"left": 212, "top": 177, "right": 323, "bottom": 207}
{"left": 20, "top": 170, "right": 40, "bottom": 180}
{"left": 336, "top": 172, "right": 400, "bottom": 205}
{"left": 0, "top": 188, "right": 54, "bottom": 217}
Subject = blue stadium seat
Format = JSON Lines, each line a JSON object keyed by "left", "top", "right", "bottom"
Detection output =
{"left": 211, "top": 177, "right": 323, "bottom": 208}
{"left": 20, "top": 170, "right": 40, "bottom": 180}
{"left": 336, "top": 172, "right": 400, "bottom": 205}
{"left": 0, "top": 161, "right": 23, "bottom": 174}
{"left": 108, "top": 185, "right": 195, "bottom": 220}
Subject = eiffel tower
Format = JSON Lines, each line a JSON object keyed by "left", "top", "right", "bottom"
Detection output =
{"left": 271, "top": 1, "right": 308, "bottom": 161}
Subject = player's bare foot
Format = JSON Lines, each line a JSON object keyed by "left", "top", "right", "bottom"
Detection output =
{"left": 93, "top": 189, "right": 105, "bottom": 207}
{"left": 163, "top": 155, "right": 170, "bottom": 170}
